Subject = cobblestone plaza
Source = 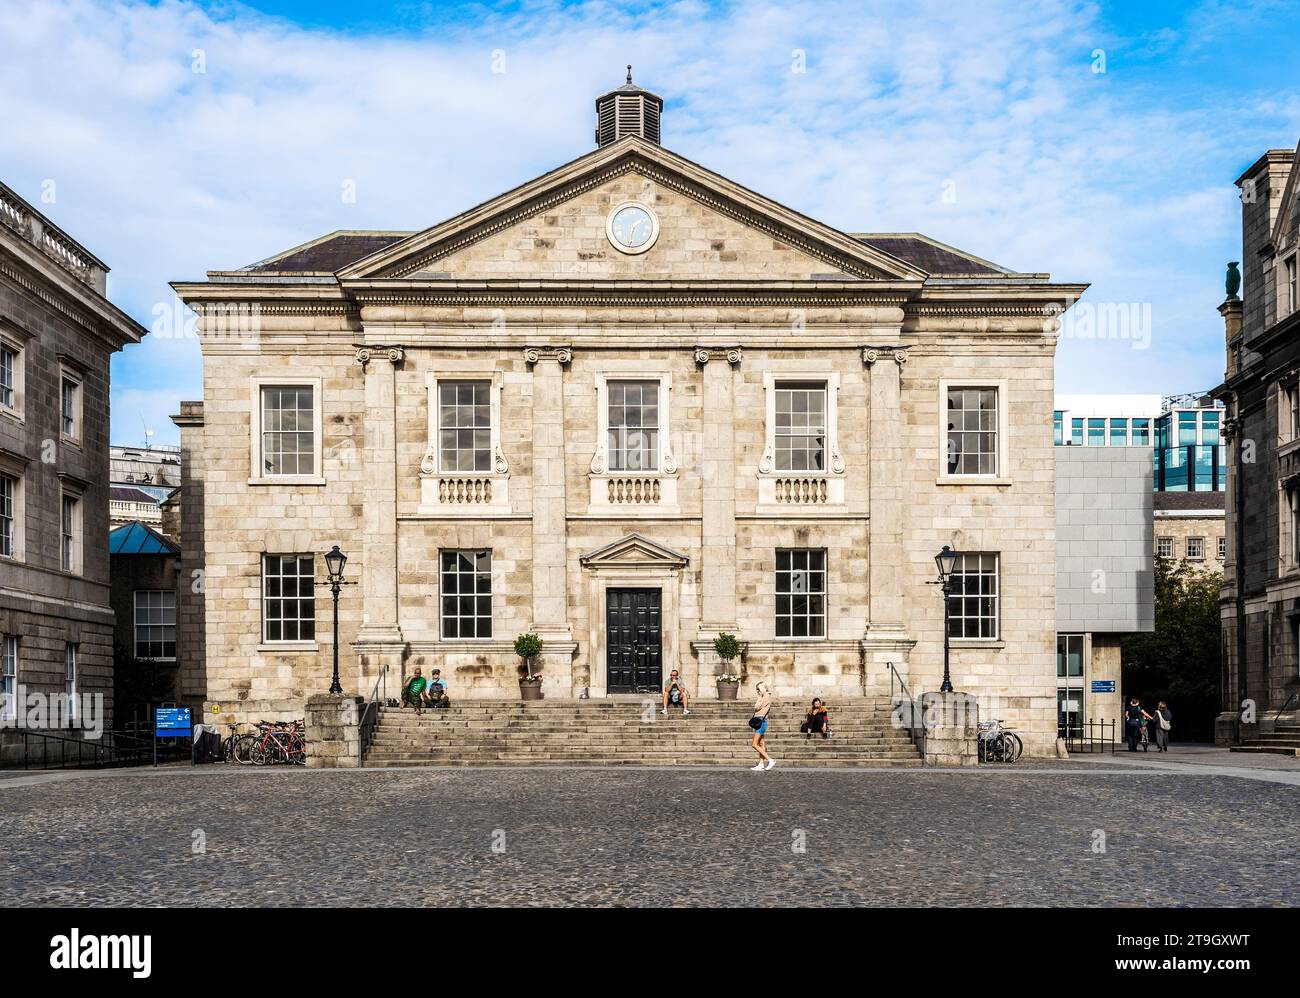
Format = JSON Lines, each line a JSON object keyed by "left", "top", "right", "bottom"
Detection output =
{"left": 2, "top": 758, "right": 1296, "bottom": 907}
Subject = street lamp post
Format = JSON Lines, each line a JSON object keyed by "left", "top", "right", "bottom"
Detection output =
{"left": 325, "top": 545, "right": 347, "bottom": 696}
{"left": 934, "top": 545, "right": 958, "bottom": 694}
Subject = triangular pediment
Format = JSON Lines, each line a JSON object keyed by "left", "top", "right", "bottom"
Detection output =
{"left": 579, "top": 532, "right": 690, "bottom": 569}
{"left": 1271, "top": 141, "right": 1300, "bottom": 252}
{"left": 340, "top": 138, "right": 925, "bottom": 283}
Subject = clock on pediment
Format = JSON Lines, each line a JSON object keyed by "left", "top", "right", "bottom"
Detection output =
{"left": 606, "top": 201, "right": 659, "bottom": 255}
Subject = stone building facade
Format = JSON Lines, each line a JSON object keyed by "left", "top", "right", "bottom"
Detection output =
{"left": 0, "top": 180, "right": 145, "bottom": 759}
{"left": 1215, "top": 140, "right": 1300, "bottom": 743}
{"left": 174, "top": 80, "right": 1086, "bottom": 755}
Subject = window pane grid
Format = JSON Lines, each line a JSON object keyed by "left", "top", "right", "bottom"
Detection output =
{"left": 607, "top": 380, "right": 659, "bottom": 472}
{"left": 261, "top": 387, "right": 315, "bottom": 476}
{"left": 775, "top": 548, "right": 826, "bottom": 638}
{"left": 775, "top": 383, "right": 826, "bottom": 472}
{"left": 262, "top": 554, "right": 316, "bottom": 642}
{"left": 0, "top": 473, "right": 13, "bottom": 557}
{"left": 61, "top": 378, "right": 76, "bottom": 436}
{"left": 946, "top": 388, "right": 998, "bottom": 475}
{"left": 61, "top": 495, "right": 76, "bottom": 572}
{"left": 134, "top": 590, "right": 177, "bottom": 659}
{"left": 947, "top": 553, "right": 999, "bottom": 640}
{"left": 441, "top": 549, "right": 492, "bottom": 638}
{"left": 0, "top": 346, "right": 13, "bottom": 408}
{"left": 438, "top": 380, "right": 492, "bottom": 473}
{"left": 1, "top": 635, "right": 16, "bottom": 720}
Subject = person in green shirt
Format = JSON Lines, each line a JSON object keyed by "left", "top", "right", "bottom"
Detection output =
{"left": 402, "top": 668, "right": 429, "bottom": 714}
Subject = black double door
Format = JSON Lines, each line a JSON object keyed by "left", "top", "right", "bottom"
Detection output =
{"left": 606, "top": 588, "right": 662, "bottom": 693}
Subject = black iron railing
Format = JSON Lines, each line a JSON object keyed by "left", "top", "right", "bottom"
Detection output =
{"left": 887, "top": 662, "right": 917, "bottom": 744}
{"left": 1063, "top": 718, "right": 1116, "bottom": 754}
{"left": 14, "top": 729, "right": 169, "bottom": 770}
{"left": 359, "top": 664, "right": 388, "bottom": 765}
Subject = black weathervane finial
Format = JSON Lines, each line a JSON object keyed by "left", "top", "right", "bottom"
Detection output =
{"left": 626, "top": 64, "right": 633, "bottom": 84}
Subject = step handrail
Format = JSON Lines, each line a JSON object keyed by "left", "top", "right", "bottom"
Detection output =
{"left": 887, "top": 662, "right": 916, "bottom": 743}
{"left": 358, "top": 664, "right": 389, "bottom": 765}
{"left": 1265, "top": 689, "right": 1300, "bottom": 728}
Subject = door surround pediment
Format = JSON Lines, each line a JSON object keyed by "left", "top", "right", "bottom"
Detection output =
{"left": 579, "top": 532, "right": 689, "bottom": 571}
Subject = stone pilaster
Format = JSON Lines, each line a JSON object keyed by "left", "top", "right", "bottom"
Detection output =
{"left": 304, "top": 693, "right": 363, "bottom": 768}
{"left": 860, "top": 345, "right": 916, "bottom": 691}
{"left": 524, "top": 346, "right": 576, "bottom": 694}
{"left": 354, "top": 346, "right": 405, "bottom": 686}
{"left": 695, "top": 346, "right": 742, "bottom": 638}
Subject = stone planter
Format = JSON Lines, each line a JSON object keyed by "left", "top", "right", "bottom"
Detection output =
{"left": 519, "top": 680, "right": 543, "bottom": 701}
{"left": 716, "top": 681, "right": 740, "bottom": 701}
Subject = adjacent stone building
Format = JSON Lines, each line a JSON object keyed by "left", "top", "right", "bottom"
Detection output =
{"left": 173, "top": 77, "right": 1087, "bottom": 755}
{"left": 0, "top": 180, "right": 145, "bottom": 757}
{"left": 1215, "top": 140, "right": 1300, "bottom": 743}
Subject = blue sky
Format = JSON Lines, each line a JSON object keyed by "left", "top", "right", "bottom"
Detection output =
{"left": 1, "top": 0, "right": 1298, "bottom": 445}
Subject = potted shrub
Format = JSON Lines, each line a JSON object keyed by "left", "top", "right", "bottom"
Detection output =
{"left": 713, "top": 632, "right": 742, "bottom": 700}
{"left": 515, "top": 632, "right": 544, "bottom": 701}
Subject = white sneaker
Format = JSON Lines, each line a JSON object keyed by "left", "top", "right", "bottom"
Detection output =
{"left": 750, "top": 762, "right": 765, "bottom": 770}
{"left": 765, "top": 758, "right": 777, "bottom": 770}
{"left": 660, "top": 708, "right": 667, "bottom": 715}
{"left": 683, "top": 708, "right": 690, "bottom": 716}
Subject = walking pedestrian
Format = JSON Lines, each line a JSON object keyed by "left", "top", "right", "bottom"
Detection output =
{"left": 1124, "top": 697, "right": 1152, "bottom": 751}
{"left": 748, "top": 681, "right": 775, "bottom": 771}
{"left": 1153, "top": 701, "right": 1172, "bottom": 752}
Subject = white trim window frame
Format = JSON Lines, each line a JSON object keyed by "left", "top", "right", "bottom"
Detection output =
{"left": 0, "top": 634, "right": 16, "bottom": 722}
{"left": 947, "top": 552, "right": 1000, "bottom": 641}
{"left": 261, "top": 554, "right": 317, "bottom": 644}
{"left": 757, "top": 370, "right": 846, "bottom": 510}
{"left": 134, "top": 589, "right": 177, "bottom": 661}
{"left": 0, "top": 324, "right": 26, "bottom": 421}
{"left": 63, "top": 642, "right": 77, "bottom": 725}
{"left": 419, "top": 369, "right": 509, "bottom": 514}
{"left": 0, "top": 466, "right": 22, "bottom": 561}
{"left": 1156, "top": 536, "right": 1174, "bottom": 559}
{"left": 59, "top": 487, "right": 82, "bottom": 575}
{"left": 939, "top": 379, "right": 1010, "bottom": 484}
{"left": 1285, "top": 254, "right": 1297, "bottom": 317}
{"left": 1186, "top": 536, "right": 1205, "bottom": 561}
{"left": 588, "top": 367, "right": 678, "bottom": 513}
{"left": 249, "top": 377, "right": 324, "bottom": 485}
{"left": 1217, "top": 535, "right": 1227, "bottom": 561}
{"left": 59, "top": 367, "right": 82, "bottom": 445}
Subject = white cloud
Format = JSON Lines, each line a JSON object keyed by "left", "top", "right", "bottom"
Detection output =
{"left": 2, "top": 0, "right": 1297, "bottom": 442}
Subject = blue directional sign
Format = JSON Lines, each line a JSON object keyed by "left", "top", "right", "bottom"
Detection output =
{"left": 1090, "top": 680, "right": 1116, "bottom": 694}
{"left": 155, "top": 707, "right": 192, "bottom": 737}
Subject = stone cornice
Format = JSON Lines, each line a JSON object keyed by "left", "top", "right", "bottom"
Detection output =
{"left": 346, "top": 283, "right": 916, "bottom": 308}
{"left": 0, "top": 255, "right": 143, "bottom": 350}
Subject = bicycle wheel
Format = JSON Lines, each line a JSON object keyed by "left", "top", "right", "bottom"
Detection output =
{"left": 1004, "top": 733, "right": 1024, "bottom": 762}
{"left": 234, "top": 735, "right": 257, "bottom": 764}
{"left": 250, "top": 740, "right": 271, "bottom": 765}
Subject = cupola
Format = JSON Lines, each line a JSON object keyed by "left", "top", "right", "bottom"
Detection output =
{"left": 595, "top": 66, "right": 663, "bottom": 147}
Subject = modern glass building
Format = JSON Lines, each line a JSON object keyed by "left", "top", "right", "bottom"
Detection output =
{"left": 1052, "top": 394, "right": 1226, "bottom": 493}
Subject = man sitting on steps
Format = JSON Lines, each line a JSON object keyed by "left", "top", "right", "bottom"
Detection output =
{"left": 661, "top": 670, "right": 690, "bottom": 716}
{"left": 401, "top": 667, "right": 428, "bottom": 715}
{"left": 423, "top": 669, "right": 451, "bottom": 709}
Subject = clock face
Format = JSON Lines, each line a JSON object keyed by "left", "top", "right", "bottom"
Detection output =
{"left": 607, "top": 202, "right": 658, "bottom": 253}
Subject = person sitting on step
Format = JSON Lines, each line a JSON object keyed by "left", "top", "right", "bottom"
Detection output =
{"left": 401, "top": 667, "right": 429, "bottom": 715}
{"left": 800, "top": 698, "right": 832, "bottom": 740}
{"left": 660, "top": 670, "right": 690, "bottom": 716}
{"left": 423, "top": 669, "right": 451, "bottom": 709}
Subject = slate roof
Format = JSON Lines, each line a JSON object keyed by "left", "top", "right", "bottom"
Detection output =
{"left": 852, "top": 234, "right": 1007, "bottom": 276}
{"left": 108, "top": 520, "right": 180, "bottom": 556}
{"left": 110, "top": 485, "right": 161, "bottom": 504}
{"left": 1154, "top": 491, "right": 1226, "bottom": 512}
{"left": 240, "top": 231, "right": 411, "bottom": 274}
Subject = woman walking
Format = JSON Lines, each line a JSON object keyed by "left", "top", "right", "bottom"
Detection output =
{"left": 749, "top": 681, "right": 775, "bottom": 771}
{"left": 1153, "top": 701, "right": 1172, "bottom": 752}
{"left": 1124, "top": 697, "right": 1152, "bottom": 751}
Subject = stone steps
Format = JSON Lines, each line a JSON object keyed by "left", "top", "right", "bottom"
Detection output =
{"left": 363, "top": 697, "right": 921, "bottom": 768}
{"left": 1230, "top": 743, "right": 1300, "bottom": 755}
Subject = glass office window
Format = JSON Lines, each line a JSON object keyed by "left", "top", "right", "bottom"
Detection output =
{"left": 1087, "top": 418, "right": 1105, "bottom": 446}
{"left": 1109, "top": 418, "right": 1128, "bottom": 446}
{"left": 1132, "top": 418, "right": 1150, "bottom": 446}
{"left": 1071, "top": 418, "right": 1084, "bottom": 446}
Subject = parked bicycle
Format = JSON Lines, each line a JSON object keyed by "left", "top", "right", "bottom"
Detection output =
{"left": 249, "top": 719, "right": 307, "bottom": 766}
{"left": 977, "top": 719, "right": 1023, "bottom": 763}
{"left": 220, "top": 720, "right": 306, "bottom": 765}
